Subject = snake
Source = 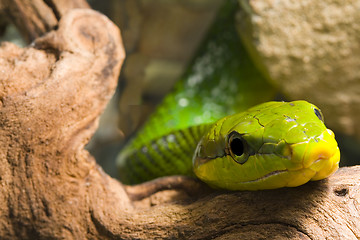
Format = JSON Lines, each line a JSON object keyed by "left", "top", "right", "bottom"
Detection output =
{"left": 116, "top": 1, "right": 340, "bottom": 191}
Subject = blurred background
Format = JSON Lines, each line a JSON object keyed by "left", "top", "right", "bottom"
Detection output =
{"left": 1, "top": 0, "right": 359, "bottom": 178}
{"left": 88, "top": 0, "right": 225, "bottom": 178}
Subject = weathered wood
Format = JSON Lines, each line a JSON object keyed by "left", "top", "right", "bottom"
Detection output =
{"left": 0, "top": 0, "right": 89, "bottom": 42}
{"left": 0, "top": 1, "right": 359, "bottom": 239}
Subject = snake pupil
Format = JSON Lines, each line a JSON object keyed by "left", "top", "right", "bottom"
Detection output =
{"left": 230, "top": 138, "right": 244, "bottom": 156}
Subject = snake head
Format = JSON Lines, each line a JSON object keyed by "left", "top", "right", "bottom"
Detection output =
{"left": 192, "top": 100, "right": 340, "bottom": 191}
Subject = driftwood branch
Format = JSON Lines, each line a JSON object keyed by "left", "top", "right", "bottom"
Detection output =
{"left": 0, "top": 0, "right": 89, "bottom": 43}
{"left": 0, "top": 1, "right": 359, "bottom": 239}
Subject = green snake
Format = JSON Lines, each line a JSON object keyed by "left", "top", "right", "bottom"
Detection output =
{"left": 116, "top": 1, "right": 340, "bottom": 191}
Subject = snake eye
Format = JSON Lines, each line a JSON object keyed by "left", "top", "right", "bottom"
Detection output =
{"left": 230, "top": 137, "right": 244, "bottom": 156}
{"left": 228, "top": 131, "right": 249, "bottom": 164}
{"left": 314, "top": 108, "right": 324, "bottom": 122}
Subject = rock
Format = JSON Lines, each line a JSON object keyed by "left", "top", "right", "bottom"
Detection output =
{"left": 236, "top": 0, "right": 360, "bottom": 138}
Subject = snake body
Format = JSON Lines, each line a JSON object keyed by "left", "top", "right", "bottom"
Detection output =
{"left": 116, "top": 1, "right": 340, "bottom": 190}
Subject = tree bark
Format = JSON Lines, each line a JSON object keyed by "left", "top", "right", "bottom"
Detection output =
{"left": 0, "top": 1, "right": 359, "bottom": 239}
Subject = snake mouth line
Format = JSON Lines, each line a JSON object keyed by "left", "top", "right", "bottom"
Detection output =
{"left": 238, "top": 170, "right": 288, "bottom": 184}
{"left": 238, "top": 152, "right": 337, "bottom": 185}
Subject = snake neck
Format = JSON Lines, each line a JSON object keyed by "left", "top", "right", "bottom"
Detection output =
{"left": 117, "top": 124, "right": 212, "bottom": 184}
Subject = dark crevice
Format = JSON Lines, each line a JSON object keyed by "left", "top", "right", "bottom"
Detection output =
{"left": 334, "top": 187, "right": 348, "bottom": 197}
{"left": 43, "top": 0, "right": 61, "bottom": 21}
